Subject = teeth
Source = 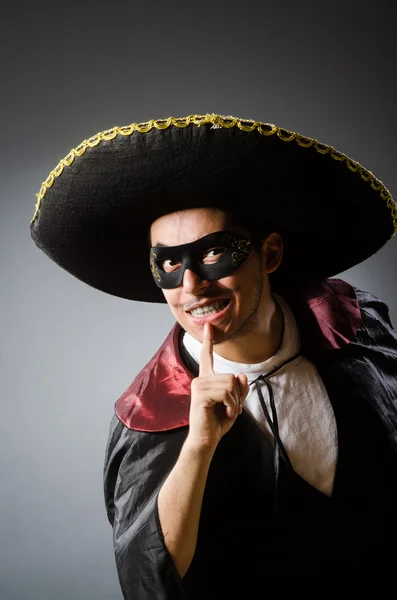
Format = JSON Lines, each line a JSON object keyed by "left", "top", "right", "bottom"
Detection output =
{"left": 191, "top": 300, "right": 225, "bottom": 317}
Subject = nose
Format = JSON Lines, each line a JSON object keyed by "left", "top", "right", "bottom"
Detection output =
{"left": 182, "top": 268, "right": 210, "bottom": 295}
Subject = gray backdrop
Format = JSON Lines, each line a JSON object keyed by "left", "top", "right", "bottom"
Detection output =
{"left": 1, "top": 1, "right": 396, "bottom": 598}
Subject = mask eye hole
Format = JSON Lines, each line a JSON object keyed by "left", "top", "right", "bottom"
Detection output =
{"left": 202, "top": 246, "right": 225, "bottom": 265}
{"left": 160, "top": 258, "right": 182, "bottom": 273}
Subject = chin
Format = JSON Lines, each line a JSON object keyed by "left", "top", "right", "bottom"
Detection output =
{"left": 211, "top": 326, "right": 232, "bottom": 346}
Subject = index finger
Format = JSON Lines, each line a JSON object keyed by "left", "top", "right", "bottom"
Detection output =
{"left": 199, "top": 323, "right": 215, "bottom": 376}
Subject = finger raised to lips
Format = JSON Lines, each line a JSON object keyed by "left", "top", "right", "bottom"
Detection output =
{"left": 199, "top": 323, "right": 215, "bottom": 376}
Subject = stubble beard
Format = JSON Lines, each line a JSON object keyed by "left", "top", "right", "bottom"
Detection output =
{"left": 214, "top": 275, "right": 264, "bottom": 347}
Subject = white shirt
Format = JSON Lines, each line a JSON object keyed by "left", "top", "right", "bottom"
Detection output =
{"left": 183, "top": 294, "right": 338, "bottom": 496}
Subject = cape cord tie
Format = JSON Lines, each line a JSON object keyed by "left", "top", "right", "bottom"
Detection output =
{"left": 249, "top": 352, "right": 301, "bottom": 513}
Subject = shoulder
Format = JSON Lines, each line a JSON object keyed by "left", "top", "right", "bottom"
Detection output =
{"left": 114, "top": 324, "right": 193, "bottom": 432}
{"left": 283, "top": 277, "right": 361, "bottom": 354}
{"left": 352, "top": 285, "right": 394, "bottom": 329}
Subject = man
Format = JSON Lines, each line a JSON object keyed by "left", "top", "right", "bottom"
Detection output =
{"left": 30, "top": 114, "right": 397, "bottom": 597}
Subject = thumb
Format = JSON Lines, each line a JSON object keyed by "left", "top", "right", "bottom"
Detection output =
{"left": 236, "top": 373, "right": 249, "bottom": 403}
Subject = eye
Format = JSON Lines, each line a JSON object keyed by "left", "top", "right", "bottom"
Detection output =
{"left": 202, "top": 247, "right": 225, "bottom": 265}
{"left": 161, "top": 258, "right": 182, "bottom": 273}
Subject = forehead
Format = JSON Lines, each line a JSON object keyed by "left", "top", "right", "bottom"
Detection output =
{"left": 150, "top": 208, "right": 233, "bottom": 246}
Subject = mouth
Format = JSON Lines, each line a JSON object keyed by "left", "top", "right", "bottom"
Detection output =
{"left": 187, "top": 299, "right": 231, "bottom": 323}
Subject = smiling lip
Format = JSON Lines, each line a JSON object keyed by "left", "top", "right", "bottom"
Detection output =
{"left": 188, "top": 300, "right": 231, "bottom": 325}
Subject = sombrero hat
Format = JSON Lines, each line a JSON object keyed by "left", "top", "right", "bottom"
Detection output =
{"left": 30, "top": 113, "right": 397, "bottom": 302}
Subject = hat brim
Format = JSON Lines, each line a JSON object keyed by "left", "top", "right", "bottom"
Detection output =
{"left": 30, "top": 114, "right": 397, "bottom": 302}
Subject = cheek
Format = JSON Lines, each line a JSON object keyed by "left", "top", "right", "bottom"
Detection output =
{"left": 162, "top": 289, "right": 184, "bottom": 315}
{"left": 217, "top": 275, "right": 239, "bottom": 294}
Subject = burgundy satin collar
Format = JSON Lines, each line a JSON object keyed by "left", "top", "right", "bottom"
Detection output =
{"left": 115, "top": 278, "right": 361, "bottom": 432}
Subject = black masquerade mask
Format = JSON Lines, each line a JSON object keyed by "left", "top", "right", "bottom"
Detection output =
{"left": 150, "top": 230, "right": 252, "bottom": 289}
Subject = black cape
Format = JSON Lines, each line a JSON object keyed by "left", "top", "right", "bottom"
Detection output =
{"left": 103, "top": 281, "right": 397, "bottom": 598}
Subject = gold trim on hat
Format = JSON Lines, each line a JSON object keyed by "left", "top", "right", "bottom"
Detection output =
{"left": 31, "top": 113, "right": 397, "bottom": 236}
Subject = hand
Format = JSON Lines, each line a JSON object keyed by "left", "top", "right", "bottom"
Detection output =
{"left": 187, "top": 323, "right": 249, "bottom": 452}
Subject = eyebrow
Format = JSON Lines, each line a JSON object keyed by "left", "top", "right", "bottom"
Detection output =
{"left": 152, "top": 241, "right": 169, "bottom": 248}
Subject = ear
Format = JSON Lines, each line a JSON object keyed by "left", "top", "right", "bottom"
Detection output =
{"left": 261, "top": 232, "right": 283, "bottom": 274}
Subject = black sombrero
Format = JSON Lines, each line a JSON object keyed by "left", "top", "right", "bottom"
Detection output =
{"left": 30, "top": 113, "right": 397, "bottom": 303}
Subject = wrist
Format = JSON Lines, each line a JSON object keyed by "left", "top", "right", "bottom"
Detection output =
{"left": 183, "top": 436, "right": 218, "bottom": 460}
